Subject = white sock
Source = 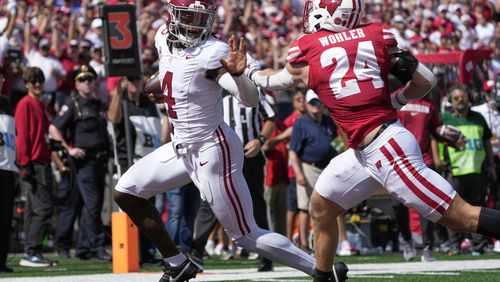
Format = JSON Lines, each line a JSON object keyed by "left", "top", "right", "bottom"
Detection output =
{"left": 164, "top": 252, "right": 187, "bottom": 267}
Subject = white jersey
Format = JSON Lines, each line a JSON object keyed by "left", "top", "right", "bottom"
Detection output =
{"left": 155, "top": 26, "right": 228, "bottom": 143}
{"left": 0, "top": 113, "right": 18, "bottom": 173}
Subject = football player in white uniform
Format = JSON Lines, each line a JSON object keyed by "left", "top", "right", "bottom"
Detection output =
{"left": 113, "top": 0, "right": 316, "bottom": 281}
{"left": 250, "top": 1, "right": 500, "bottom": 281}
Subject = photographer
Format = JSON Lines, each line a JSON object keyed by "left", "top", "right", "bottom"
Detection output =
{"left": 49, "top": 65, "right": 111, "bottom": 261}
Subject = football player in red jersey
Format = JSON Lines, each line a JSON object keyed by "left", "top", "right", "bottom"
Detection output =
{"left": 248, "top": 1, "right": 500, "bottom": 281}
{"left": 113, "top": 0, "right": 317, "bottom": 281}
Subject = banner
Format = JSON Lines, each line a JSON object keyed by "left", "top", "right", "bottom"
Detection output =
{"left": 129, "top": 116, "right": 162, "bottom": 158}
{"left": 415, "top": 49, "right": 492, "bottom": 84}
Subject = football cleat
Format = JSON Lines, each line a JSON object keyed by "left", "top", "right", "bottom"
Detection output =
{"left": 333, "top": 262, "right": 349, "bottom": 282}
{"left": 159, "top": 254, "right": 201, "bottom": 282}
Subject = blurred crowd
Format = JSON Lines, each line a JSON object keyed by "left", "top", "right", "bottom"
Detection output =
{"left": 0, "top": 0, "right": 499, "bottom": 274}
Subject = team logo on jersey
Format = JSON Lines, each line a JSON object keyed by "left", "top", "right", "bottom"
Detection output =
{"left": 59, "top": 105, "right": 69, "bottom": 116}
{"left": 375, "top": 160, "right": 382, "bottom": 170}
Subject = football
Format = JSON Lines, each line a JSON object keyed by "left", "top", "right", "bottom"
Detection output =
{"left": 144, "top": 71, "right": 161, "bottom": 94}
{"left": 144, "top": 71, "right": 163, "bottom": 103}
{"left": 436, "top": 124, "right": 466, "bottom": 150}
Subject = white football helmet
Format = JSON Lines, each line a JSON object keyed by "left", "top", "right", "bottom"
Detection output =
{"left": 303, "top": 0, "right": 364, "bottom": 34}
{"left": 165, "top": 0, "right": 217, "bottom": 48}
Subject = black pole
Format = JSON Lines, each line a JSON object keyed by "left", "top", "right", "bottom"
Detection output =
{"left": 122, "top": 99, "right": 133, "bottom": 169}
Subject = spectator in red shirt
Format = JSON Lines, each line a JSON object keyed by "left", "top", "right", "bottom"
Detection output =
{"left": 265, "top": 88, "right": 306, "bottom": 242}
{"left": 14, "top": 67, "right": 56, "bottom": 268}
{"left": 56, "top": 39, "right": 83, "bottom": 109}
{"left": 263, "top": 95, "right": 289, "bottom": 236}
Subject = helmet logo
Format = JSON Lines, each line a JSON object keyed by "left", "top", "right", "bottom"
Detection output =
{"left": 189, "top": 1, "right": 206, "bottom": 9}
{"left": 323, "top": 0, "right": 341, "bottom": 16}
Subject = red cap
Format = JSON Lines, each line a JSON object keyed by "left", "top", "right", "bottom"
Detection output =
{"left": 484, "top": 80, "right": 495, "bottom": 92}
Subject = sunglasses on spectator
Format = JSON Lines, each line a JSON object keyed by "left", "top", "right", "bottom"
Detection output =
{"left": 452, "top": 96, "right": 468, "bottom": 101}
{"left": 28, "top": 78, "right": 44, "bottom": 84}
{"left": 77, "top": 77, "right": 95, "bottom": 83}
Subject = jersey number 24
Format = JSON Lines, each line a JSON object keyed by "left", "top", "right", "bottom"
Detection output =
{"left": 320, "top": 41, "right": 384, "bottom": 99}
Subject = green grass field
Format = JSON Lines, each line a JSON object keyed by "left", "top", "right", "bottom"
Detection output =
{"left": 2, "top": 252, "right": 500, "bottom": 281}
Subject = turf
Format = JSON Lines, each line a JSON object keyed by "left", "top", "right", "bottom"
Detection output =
{"left": 2, "top": 252, "right": 500, "bottom": 281}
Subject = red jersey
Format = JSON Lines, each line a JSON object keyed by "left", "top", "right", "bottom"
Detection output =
{"left": 287, "top": 23, "right": 398, "bottom": 148}
{"left": 397, "top": 96, "right": 441, "bottom": 166}
{"left": 264, "top": 119, "right": 289, "bottom": 186}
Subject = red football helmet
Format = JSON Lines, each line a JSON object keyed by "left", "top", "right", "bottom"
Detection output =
{"left": 303, "top": 0, "right": 364, "bottom": 34}
{"left": 165, "top": 0, "right": 217, "bottom": 48}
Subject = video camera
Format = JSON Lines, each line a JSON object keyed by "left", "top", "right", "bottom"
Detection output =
{"left": 6, "top": 46, "right": 22, "bottom": 63}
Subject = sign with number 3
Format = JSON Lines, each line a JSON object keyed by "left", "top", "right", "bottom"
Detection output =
{"left": 99, "top": 4, "right": 141, "bottom": 77}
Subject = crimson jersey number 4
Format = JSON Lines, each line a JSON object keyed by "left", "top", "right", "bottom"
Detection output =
{"left": 320, "top": 41, "right": 384, "bottom": 99}
{"left": 162, "top": 71, "right": 178, "bottom": 119}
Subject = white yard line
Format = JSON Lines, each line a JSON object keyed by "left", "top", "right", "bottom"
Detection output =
{"left": 4, "top": 259, "right": 500, "bottom": 281}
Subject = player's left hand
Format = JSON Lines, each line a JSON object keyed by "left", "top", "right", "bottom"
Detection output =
{"left": 220, "top": 36, "right": 247, "bottom": 76}
{"left": 144, "top": 71, "right": 164, "bottom": 104}
{"left": 244, "top": 139, "right": 261, "bottom": 158}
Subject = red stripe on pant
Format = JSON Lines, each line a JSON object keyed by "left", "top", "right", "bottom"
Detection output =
{"left": 216, "top": 127, "right": 250, "bottom": 235}
{"left": 380, "top": 145, "right": 446, "bottom": 215}
{"left": 388, "top": 138, "right": 453, "bottom": 206}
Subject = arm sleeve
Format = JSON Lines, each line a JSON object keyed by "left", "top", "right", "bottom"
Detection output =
{"left": 218, "top": 73, "right": 259, "bottom": 107}
{"left": 14, "top": 102, "right": 31, "bottom": 166}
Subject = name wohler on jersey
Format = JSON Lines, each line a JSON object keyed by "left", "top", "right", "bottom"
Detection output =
{"left": 318, "top": 28, "right": 367, "bottom": 47}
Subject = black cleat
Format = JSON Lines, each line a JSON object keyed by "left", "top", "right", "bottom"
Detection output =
{"left": 257, "top": 258, "right": 273, "bottom": 272}
{"left": 313, "top": 262, "right": 349, "bottom": 282}
{"left": 159, "top": 255, "right": 201, "bottom": 282}
{"left": 333, "top": 262, "right": 349, "bottom": 282}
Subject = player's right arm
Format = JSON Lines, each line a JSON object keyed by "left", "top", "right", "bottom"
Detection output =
{"left": 248, "top": 39, "right": 308, "bottom": 91}
{"left": 249, "top": 62, "right": 306, "bottom": 91}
